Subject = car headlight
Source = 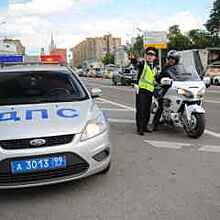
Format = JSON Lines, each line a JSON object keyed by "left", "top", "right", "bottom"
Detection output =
{"left": 197, "top": 87, "right": 206, "bottom": 97}
{"left": 81, "top": 114, "right": 107, "bottom": 141}
{"left": 178, "top": 88, "right": 194, "bottom": 98}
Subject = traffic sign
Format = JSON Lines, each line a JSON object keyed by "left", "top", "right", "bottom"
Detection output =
{"left": 144, "top": 31, "right": 168, "bottom": 49}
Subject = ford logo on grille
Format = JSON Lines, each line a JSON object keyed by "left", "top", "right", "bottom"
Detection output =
{"left": 30, "top": 139, "right": 46, "bottom": 147}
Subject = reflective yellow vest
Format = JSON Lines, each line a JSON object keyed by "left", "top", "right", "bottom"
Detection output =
{"left": 138, "top": 62, "right": 157, "bottom": 92}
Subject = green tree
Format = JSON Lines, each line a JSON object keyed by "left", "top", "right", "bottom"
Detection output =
{"left": 206, "top": 0, "right": 220, "bottom": 34}
{"left": 128, "top": 35, "right": 144, "bottom": 58}
{"left": 102, "top": 53, "right": 115, "bottom": 65}
{"left": 168, "top": 25, "right": 181, "bottom": 37}
{"left": 168, "top": 34, "right": 192, "bottom": 50}
{"left": 188, "top": 29, "right": 220, "bottom": 48}
{"left": 188, "top": 29, "right": 211, "bottom": 49}
{"left": 168, "top": 25, "right": 192, "bottom": 50}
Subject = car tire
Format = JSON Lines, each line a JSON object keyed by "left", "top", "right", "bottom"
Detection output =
{"left": 98, "top": 161, "right": 111, "bottom": 174}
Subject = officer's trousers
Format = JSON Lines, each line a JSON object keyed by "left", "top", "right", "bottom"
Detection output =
{"left": 136, "top": 88, "right": 153, "bottom": 132}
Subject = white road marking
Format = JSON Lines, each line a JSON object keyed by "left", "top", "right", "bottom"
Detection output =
{"left": 87, "top": 82, "right": 134, "bottom": 92}
{"left": 95, "top": 100, "right": 106, "bottom": 104}
{"left": 205, "top": 129, "right": 220, "bottom": 138}
{"left": 198, "top": 145, "right": 220, "bottom": 152}
{"left": 144, "top": 140, "right": 192, "bottom": 149}
{"left": 205, "top": 99, "right": 220, "bottom": 104}
{"left": 144, "top": 140, "right": 220, "bottom": 153}
{"left": 108, "top": 118, "right": 136, "bottom": 123}
{"left": 98, "top": 98, "right": 135, "bottom": 111}
{"left": 206, "top": 90, "right": 220, "bottom": 94}
{"left": 101, "top": 108, "right": 134, "bottom": 112}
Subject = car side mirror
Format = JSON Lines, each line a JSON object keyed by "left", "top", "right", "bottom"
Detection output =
{"left": 90, "top": 88, "right": 102, "bottom": 98}
{"left": 161, "top": 77, "right": 173, "bottom": 86}
{"left": 203, "top": 76, "right": 211, "bottom": 88}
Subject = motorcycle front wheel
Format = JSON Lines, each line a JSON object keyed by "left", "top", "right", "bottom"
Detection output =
{"left": 184, "top": 113, "right": 206, "bottom": 138}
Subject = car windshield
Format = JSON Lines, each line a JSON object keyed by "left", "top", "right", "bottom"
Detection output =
{"left": 0, "top": 70, "right": 88, "bottom": 105}
{"left": 166, "top": 64, "right": 201, "bottom": 82}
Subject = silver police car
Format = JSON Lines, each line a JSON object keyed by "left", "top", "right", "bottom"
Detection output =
{"left": 0, "top": 63, "right": 111, "bottom": 189}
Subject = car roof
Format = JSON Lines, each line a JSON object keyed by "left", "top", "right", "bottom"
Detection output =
{"left": 0, "top": 63, "right": 71, "bottom": 73}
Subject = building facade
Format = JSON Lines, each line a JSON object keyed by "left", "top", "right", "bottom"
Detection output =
{"left": 0, "top": 39, "right": 25, "bottom": 55}
{"left": 49, "top": 33, "right": 56, "bottom": 53}
{"left": 72, "top": 35, "right": 121, "bottom": 67}
{"left": 115, "top": 46, "right": 129, "bottom": 67}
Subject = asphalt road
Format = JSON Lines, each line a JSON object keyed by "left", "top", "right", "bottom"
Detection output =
{"left": 1, "top": 77, "right": 220, "bottom": 220}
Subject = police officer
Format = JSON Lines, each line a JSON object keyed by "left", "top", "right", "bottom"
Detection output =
{"left": 134, "top": 47, "right": 158, "bottom": 136}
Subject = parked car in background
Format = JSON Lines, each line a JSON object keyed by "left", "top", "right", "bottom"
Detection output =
{"left": 212, "top": 75, "right": 220, "bottom": 85}
{"left": 87, "top": 68, "right": 95, "bottom": 77}
{"left": 112, "top": 68, "right": 137, "bottom": 86}
{"left": 95, "top": 68, "right": 104, "bottom": 78}
{"left": 206, "top": 61, "right": 220, "bottom": 85}
{"left": 112, "top": 69, "right": 122, "bottom": 85}
{"left": 104, "top": 64, "right": 117, "bottom": 79}
{"left": 77, "top": 69, "right": 84, "bottom": 77}
{"left": 83, "top": 69, "right": 90, "bottom": 77}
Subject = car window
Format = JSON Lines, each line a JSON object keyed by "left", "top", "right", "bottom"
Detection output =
{"left": 0, "top": 70, "right": 88, "bottom": 105}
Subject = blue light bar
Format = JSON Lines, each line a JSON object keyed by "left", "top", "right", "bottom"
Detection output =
{"left": 0, "top": 55, "right": 23, "bottom": 63}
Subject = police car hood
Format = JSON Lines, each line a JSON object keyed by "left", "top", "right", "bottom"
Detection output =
{"left": 0, "top": 100, "right": 98, "bottom": 140}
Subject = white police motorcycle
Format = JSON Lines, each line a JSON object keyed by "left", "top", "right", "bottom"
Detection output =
{"left": 150, "top": 64, "right": 210, "bottom": 138}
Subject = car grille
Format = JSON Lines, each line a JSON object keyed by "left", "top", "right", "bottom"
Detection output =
{"left": 0, "top": 135, "right": 74, "bottom": 150}
{"left": 0, "top": 152, "right": 89, "bottom": 185}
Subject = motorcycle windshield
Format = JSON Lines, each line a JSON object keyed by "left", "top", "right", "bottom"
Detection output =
{"left": 166, "top": 64, "right": 201, "bottom": 82}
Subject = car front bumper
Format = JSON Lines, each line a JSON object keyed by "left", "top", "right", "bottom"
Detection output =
{"left": 0, "top": 130, "right": 111, "bottom": 189}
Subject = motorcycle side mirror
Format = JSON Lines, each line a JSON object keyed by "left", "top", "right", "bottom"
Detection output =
{"left": 161, "top": 77, "right": 173, "bottom": 86}
{"left": 203, "top": 76, "right": 211, "bottom": 88}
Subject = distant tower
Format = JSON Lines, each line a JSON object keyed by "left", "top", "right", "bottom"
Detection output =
{"left": 49, "top": 33, "right": 56, "bottom": 53}
{"left": 40, "top": 48, "right": 45, "bottom": 55}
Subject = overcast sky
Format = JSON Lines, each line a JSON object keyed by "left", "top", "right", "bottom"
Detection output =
{"left": 0, "top": 0, "right": 215, "bottom": 55}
